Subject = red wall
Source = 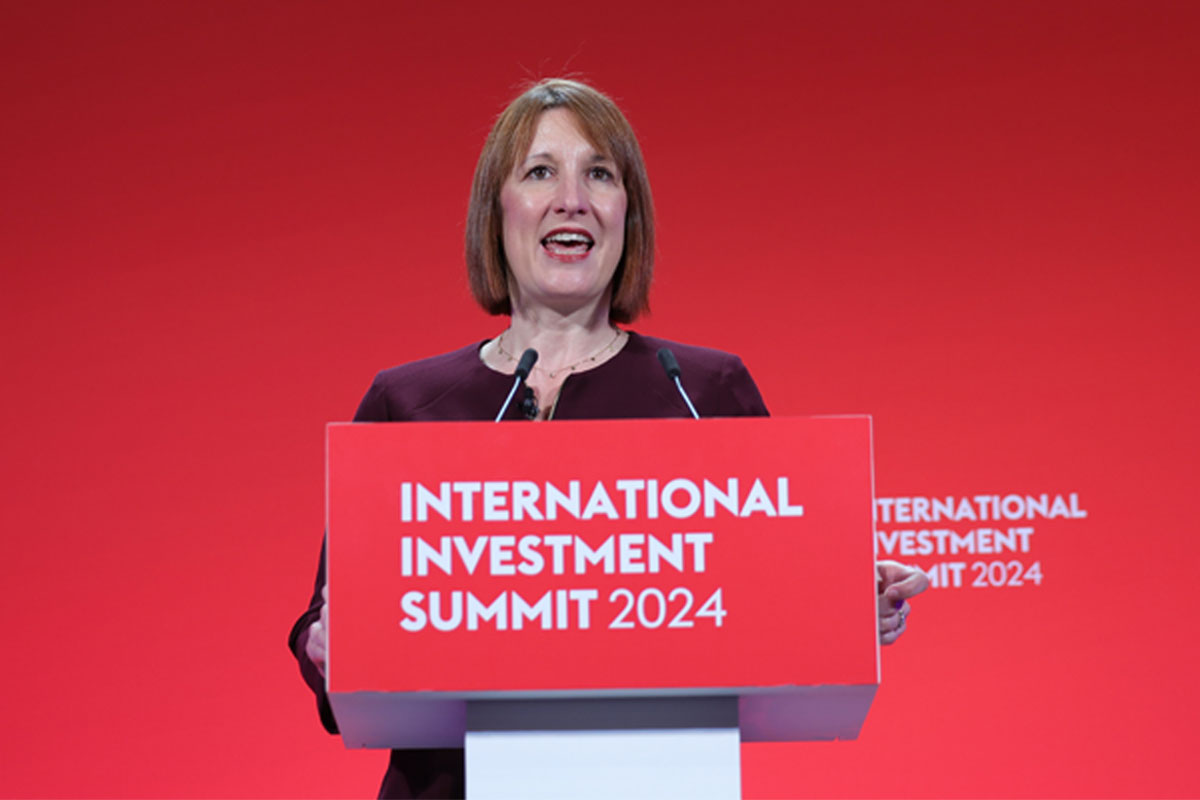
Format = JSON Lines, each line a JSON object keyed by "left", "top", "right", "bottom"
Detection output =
{"left": 3, "top": 1, "right": 1198, "bottom": 796}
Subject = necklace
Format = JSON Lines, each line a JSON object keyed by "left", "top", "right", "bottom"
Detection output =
{"left": 496, "top": 327, "right": 626, "bottom": 379}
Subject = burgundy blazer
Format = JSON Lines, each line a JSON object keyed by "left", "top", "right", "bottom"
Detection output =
{"left": 288, "top": 332, "right": 768, "bottom": 798}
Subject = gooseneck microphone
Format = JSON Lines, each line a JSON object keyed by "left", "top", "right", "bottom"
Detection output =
{"left": 657, "top": 347, "right": 700, "bottom": 419}
{"left": 494, "top": 348, "right": 538, "bottom": 422}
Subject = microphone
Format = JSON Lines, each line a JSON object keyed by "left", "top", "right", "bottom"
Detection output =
{"left": 657, "top": 347, "right": 700, "bottom": 419}
{"left": 495, "top": 348, "right": 538, "bottom": 421}
{"left": 519, "top": 386, "right": 539, "bottom": 420}
{"left": 514, "top": 348, "right": 538, "bottom": 381}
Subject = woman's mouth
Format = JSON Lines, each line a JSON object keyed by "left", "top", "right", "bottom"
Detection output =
{"left": 541, "top": 230, "right": 594, "bottom": 258}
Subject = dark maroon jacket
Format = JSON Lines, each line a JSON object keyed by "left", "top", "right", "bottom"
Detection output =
{"left": 288, "top": 332, "right": 768, "bottom": 798}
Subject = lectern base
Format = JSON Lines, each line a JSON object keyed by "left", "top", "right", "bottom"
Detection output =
{"left": 466, "top": 729, "right": 740, "bottom": 799}
{"left": 463, "top": 697, "right": 741, "bottom": 799}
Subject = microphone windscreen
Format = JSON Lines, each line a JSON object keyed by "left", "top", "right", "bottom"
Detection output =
{"left": 656, "top": 347, "right": 682, "bottom": 380}
{"left": 515, "top": 348, "right": 539, "bottom": 380}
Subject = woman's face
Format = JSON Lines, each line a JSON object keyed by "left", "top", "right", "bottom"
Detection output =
{"left": 500, "top": 108, "right": 628, "bottom": 316}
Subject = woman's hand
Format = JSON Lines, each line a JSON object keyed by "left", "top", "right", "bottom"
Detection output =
{"left": 877, "top": 560, "right": 930, "bottom": 645}
{"left": 305, "top": 585, "right": 329, "bottom": 677}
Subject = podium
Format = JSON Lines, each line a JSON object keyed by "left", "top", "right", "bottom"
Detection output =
{"left": 326, "top": 417, "right": 879, "bottom": 798}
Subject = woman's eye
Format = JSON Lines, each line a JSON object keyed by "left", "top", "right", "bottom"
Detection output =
{"left": 589, "top": 166, "right": 615, "bottom": 181}
{"left": 526, "top": 165, "right": 551, "bottom": 180}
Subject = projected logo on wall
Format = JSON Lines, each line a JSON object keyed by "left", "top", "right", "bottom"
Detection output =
{"left": 876, "top": 493, "right": 1087, "bottom": 589}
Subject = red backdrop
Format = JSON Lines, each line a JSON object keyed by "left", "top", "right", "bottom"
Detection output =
{"left": 3, "top": 1, "right": 1198, "bottom": 797}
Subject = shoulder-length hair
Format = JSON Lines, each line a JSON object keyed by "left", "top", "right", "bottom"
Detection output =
{"left": 465, "top": 78, "right": 654, "bottom": 323}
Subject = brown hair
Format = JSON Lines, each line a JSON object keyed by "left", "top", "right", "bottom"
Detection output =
{"left": 465, "top": 78, "right": 654, "bottom": 323}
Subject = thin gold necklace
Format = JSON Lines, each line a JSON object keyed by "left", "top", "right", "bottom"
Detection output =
{"left": 496, "top": 327, "right": 625, "bottom": 379}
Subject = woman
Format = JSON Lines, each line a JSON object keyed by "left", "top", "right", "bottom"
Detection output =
{"left": 289, "top": 78, "right": 927, "bottom": 799}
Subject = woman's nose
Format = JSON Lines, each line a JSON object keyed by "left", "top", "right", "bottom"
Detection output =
{"left": 553, "top": 173, "right": 588, "bottom": 215}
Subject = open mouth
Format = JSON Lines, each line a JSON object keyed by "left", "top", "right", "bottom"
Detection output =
{"left": 541, "top": 229, "right": 595, "bottom": 257}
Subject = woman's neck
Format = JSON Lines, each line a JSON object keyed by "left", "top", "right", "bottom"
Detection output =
{"left": 499, "top": 286, "right": 624, "bottom": 371}
{"left": 480, "top": 296, "right": 630, "bottom": 419}
{"left": 503, "top": 298, "right": 618, "bottom": 375}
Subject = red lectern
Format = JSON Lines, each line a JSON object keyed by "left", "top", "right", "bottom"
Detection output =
{"left": 326, "top": 416, "right": 878, "bottom": 798}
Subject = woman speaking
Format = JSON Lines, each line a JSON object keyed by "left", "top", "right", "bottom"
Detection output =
{"left": 289, "top": 78, "right": 928, "bottom": 798}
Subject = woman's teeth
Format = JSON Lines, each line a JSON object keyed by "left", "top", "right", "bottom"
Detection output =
{"left": 542, "top": 232, "right": 594, "bottom": 251}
